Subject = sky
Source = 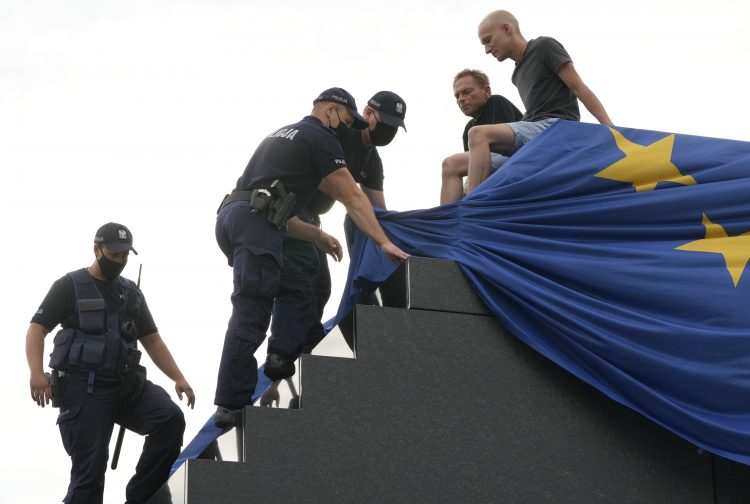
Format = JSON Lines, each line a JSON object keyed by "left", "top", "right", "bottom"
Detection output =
{"left": 1, "top": 0, "right": 747, "bottom": 502}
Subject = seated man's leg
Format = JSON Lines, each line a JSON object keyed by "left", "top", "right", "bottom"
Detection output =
{"left": 490, "top": 152, "right": 509, "bottom": 171}
{"left": 463, "top": 152, "right": 509, "bottom": 195}
{"left": 118, "top": 380, "right": 185, "bottom": 504}
{"left": 506, "top": 118, "right": 559, "bottom": 153}
{"left": 440, "top": 152, "right": 470, "bottom": 204}
{"left": 466, "top": 123, "right": 515, "bottom": 194}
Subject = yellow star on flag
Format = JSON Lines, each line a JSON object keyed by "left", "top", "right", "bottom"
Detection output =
{"left": 676, "top": 214, "right": 750, "bottom": 287}
{"left": 595, "top": 127, "right": 696, "bottom": 191}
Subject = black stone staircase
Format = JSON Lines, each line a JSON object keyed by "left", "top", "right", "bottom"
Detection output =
{"left": 149, "top": 257, "right": 749, "bottom": 503}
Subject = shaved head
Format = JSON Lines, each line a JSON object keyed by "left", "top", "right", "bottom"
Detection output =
{"left": 479, "top": 10, "right": 520, "bottom": 33}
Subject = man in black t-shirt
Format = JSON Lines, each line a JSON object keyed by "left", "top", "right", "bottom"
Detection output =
{"left": 214, "top": 88, "right": 408, "bottom": 422}
{"left": 440, "top": 69, "right": 523, "bottom": 204}
{"left": 260, "top": 91, "right": 408, "bottom": 403}
{"left": 25, "top": 222, "right": 195, "bottom": 504}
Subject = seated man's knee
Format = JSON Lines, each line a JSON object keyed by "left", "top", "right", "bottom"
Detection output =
{"left": 467, "top": 125, "right": 489, "bottom": 148}
{"left": 442, "top": 153, "right": 468, "bottom": 178}
{"left": 468, "top": 124, "right": 513, "bottom": 150}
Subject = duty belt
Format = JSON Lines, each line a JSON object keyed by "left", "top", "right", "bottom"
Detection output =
{"left": 217, "top": 180, "right": 296, "bottom": 231}
{"left": 217, "top": 189, "right": 271, "bottom": 214}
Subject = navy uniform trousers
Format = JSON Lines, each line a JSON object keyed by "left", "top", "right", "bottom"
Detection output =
{"left": 214, "top": 201, "right": 284, "bottom": 408}
{"left": 57, "top": 372, "right": 184, "bottom": 504}
{"left": 303, "top": 245, "right": 331, "bottom": 352}
{"left": 337, "top": 215, "right": 380, "bottom": 349}
{"left": 266, "top": 235, "right": 331, "bottom": 358}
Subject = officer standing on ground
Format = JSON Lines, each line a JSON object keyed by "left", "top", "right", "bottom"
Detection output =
{"left": 262, "top": 90, "right": 408, "bottom": 383}
{"left": 213, "top": 87, "right": 409, "bottom": 426}
{"left": 25, "top": 222, "right": 195, "bottom": 504}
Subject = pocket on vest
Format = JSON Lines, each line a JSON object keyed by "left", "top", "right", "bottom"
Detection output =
{"left": 77, "top": 298, "right": 106, "bottom": 332}
{"left": 77, "top": 335, "right": 107, "bottom": 366}
{"left": 48, "top": 328, "right": 75, "bottom": 369}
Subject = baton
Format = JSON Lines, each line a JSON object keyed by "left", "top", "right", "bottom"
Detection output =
{"left": 111, "top": 425, "right": 126, "bottom": 469}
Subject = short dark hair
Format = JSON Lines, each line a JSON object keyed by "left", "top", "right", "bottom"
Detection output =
{"left": 453, "top": 69, "right": 490, "bottom": 88}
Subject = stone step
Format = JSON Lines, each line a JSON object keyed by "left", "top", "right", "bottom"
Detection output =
{"left": 149, "top": 259, "right": 749, "bottom": 504}
{"left": 379, "top": 257, "right": 490, "bottom": 315}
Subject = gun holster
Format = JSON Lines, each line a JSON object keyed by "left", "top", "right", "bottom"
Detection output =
{"left": 265, "top": 180, "right": 296, "bottom": 231}
{"left": 217, "top": 180, "right": 296, "bottom": 230}
{"left": 48, "top": 370, "right": 68, "bottom": 408}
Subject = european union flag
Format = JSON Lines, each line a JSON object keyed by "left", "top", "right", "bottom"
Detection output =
{"left": 332, "top": 120, "right": 750, "bottom": 465}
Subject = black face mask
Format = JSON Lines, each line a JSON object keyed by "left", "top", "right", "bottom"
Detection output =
{"left": 369, "top": 122, "right": 398, "bottom": 146}
{"left": 333, "top": 122, "right": 350, "bottom": 142}
{"left": 328, "top": 108, "right": 350, "bottom": 142}
{"left": 98, "top": 253, "right": 127, "bottom": 281}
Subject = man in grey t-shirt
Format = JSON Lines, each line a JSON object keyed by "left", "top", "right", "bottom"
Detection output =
{"left": 459, "top": 10, "right": 613, "bottom": 199}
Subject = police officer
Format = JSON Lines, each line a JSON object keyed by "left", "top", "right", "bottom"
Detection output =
{"left": 25, "top": 222, "right": 195, "bottom": 504}
{"left": 213, "top": 87, "right": 409, "bottom": 426}
{"left": 262, "top": 90, "right": 408, "bottom": 383}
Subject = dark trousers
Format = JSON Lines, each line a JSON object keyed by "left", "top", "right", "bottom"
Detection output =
{"left": 214, "top": 202, "right": 282, "bottom": 408}
{"left": 339, "top": 215, "right": 380, "bottom": 349}
{"left": 267, "top": 229, "right": 334, "bottom": 358}
{"left": 268, "top": 238, "right": 321, "bottom": 357}
{"left": 57, "top": 372, "right": 185, "bottom": 504}
{"left": 302, "top": 246, "right": 332, "bottom": 352}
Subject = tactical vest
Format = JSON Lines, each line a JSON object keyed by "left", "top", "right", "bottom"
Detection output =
{"left": 48, "top": 268, "right": 139, "bottom": 376}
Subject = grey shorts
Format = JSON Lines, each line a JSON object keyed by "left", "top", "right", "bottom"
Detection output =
{"left": 508, "top": 118, "right": 559, "bottom": 153}
{"left": 490, "top": 152, "right": 509, "bottom": 173}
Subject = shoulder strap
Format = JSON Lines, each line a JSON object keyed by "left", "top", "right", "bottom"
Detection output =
{"left": 68, "top": 268, "right": 102, "bottom": 303}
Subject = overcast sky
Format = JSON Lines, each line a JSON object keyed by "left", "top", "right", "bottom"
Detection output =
{"left": 2, "top": 0, "right": 747, "bottom": 502}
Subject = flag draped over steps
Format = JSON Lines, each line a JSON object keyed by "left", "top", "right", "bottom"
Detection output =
{"left": 330, "top": 120, "right": 750, "bottom": 466}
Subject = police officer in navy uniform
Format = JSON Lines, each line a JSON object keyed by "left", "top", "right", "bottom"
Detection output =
{"left": 25, "top": 223, "right": 195, "bottom": 504}
{"left": 213, "top": 87, "right": 409, "bottom": 426}
{"left": 261, "top": 91, "right": 408, "bottom": 387}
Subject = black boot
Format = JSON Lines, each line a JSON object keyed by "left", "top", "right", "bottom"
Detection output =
{"left": 264, "top": 351, "right": 296, "bottom": 381}
{"left": 214, "top": 406, "right": 241, "bottom": 429}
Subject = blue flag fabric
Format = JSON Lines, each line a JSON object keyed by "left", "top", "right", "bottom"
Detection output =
{"left": 330, "top": 120, "right": 750, "bottom": 465}
{"left": 170, "top": 367, "right": 274, "bottom": 475}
